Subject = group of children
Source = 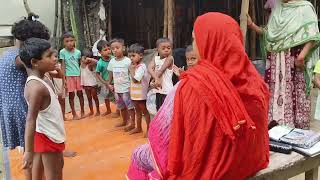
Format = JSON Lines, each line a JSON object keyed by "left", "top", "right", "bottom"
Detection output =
{"left": 19, "top": 32, "right": 199, "bottom": 179}
{"left": 51, "top": 32, "right": 199, "bottom": 136}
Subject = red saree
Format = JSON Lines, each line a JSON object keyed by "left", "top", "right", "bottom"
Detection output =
{"left": 167, "top": 13, "right": 270, "bottom": 179}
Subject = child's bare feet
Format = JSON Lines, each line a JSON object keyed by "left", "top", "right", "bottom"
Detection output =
{"left": 124, "top": 125, "right": 135, "bottom": 132}
{"left": 129, "top": 128, "right": 142, "bottom": 135}
{"left": 81, "top": 113, "right": 91, "bottom": 119}
{"left": 63, "top": 150, "right": 77, "bottom": 157}
{"left": 111, "top": 112, "right": 120, "bottom": 118}
{"left": 115, "top": 122, "right": 127, "bottom": 127}
{"left": 73, "top": 115, "right": 81, "bottom": 120}
{"left": 95, "top": 112, "right": 100, "bottom": 116}
{"left": 88, "top": 112, "right": 94, "bottom": 116}
{"left": 101, "top": 110, "right": 112, "bottom": 116}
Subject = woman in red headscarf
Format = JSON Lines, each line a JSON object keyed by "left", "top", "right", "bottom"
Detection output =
{"left": 126, "top": 12, "right": 270, "bottom": 180}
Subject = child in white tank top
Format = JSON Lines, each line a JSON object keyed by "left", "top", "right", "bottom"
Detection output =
{"left": 148, "top": 38, "right": 174, "bottom": 111}
{"left": 20, "top": 38, "right": 65, "bottom": 180}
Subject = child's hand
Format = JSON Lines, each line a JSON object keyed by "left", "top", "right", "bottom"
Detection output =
{"left": 173, "top": 65, "right": 184, "bottom": 77}
{"left": 108, "top": 84, "right": 114, "bottom": 92}
{"left": 154, "top": 78, "right": 161, "bottom": 89}
{"left": 22, "top": 152, "right": 33, "bottom": 169}
{"left": 130, "top": 64, "right": 136, "bottom": 73}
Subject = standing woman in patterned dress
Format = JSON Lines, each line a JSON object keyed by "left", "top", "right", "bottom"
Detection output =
{"left": 0, "top": 14, "right": 50, "bottom": 178}
{"left": 248, "top": 0, "right": 320, "bottom": 129}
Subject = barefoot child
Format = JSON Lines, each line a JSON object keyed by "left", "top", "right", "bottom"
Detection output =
{"left": 148, "top": 38, "right": 174, "bottom": 111}
{"left": 20, "top": 38, "right": 65, "bottom": 180}
{"left": 107, "top": 39, "right": 135, "bottom": 129}
{"left": 173, "top": 45, "right": 199, "bottom": 77}
{"left": 96, "top": 40, "right": 114, "bottom": 116}
{"left": 81, "top": 49, "right": 100, "bottom": 116}
{"left": 128, "top": 44, "right": 151, "bottom": 135}
{"left": 60, "top": 32, "right": 86, "bottom": 120}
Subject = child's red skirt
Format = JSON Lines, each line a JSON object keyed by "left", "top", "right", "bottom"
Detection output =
{"left": 34, "top": 132, "right": 65, "bottom": 153}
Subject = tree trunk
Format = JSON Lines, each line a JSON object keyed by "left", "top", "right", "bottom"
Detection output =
{"left": 168, "top": 0, "right": 173, "bottom": 41}
{"left": 70, "top": 0, "right": 86, "bottom": 50}
{"left": 249, "top": 0, "right": 256, "bottom": 60}
{"left": 240, "top": 0, "right": 250, "bottom": 45}
{"left": 53, "top": 0, "right": 59, "bottom": 48}
{"left": 163, "top": 0, "right": 168, "bottom": 37}
{"left": 82, "top": 0, "right": 92, "bottom": 46}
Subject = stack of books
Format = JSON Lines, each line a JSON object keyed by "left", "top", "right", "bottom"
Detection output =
{"left": 269, "top": 126, "right": 320, "bottom": 157}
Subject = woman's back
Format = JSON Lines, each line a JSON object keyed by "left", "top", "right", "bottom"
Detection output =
{"left": 0, "top": 47, "right": 28, "bottom": 149}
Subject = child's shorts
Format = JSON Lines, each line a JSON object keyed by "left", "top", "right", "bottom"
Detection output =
{"left": 66, "top": 76, "right": 82, "bottom": 93}
{"left": 100, "top": 85, "right": 115, "bottom": 102}
{"left": 115, "top": 92, "right": 134, "bottom": 110}
{"left": 34, "top": 132, "right": 65, "bottom": 153}
{"left": 156, "top": 93, "right": 167, "bottom": 111}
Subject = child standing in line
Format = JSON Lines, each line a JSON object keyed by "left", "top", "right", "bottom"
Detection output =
{"left": 128, "top": 44, "right": 151, "bottom": 135}
{"left": 107, "top": 39, "right": 135, "bottom": 130}
{"left": 96, "top": 40, "right": 114, "bottom": 116}
{"left": 60, "top": 32, "right": 87, "bottom": 120}
{"left": 81, "top": 49, "right": 100, "bottom": 116}
{"left": 20, "top": 38, "right": 65, "bottom": 180}
{"left": 173, "top": 45, "right": 199, "bottom": 77}
{"left": 148, "top": 38, "right": 174, "bottom": 111}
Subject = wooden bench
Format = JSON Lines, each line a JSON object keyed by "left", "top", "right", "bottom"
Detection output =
{"left": 250, "top": 152, "right": 320, "bottom": 180}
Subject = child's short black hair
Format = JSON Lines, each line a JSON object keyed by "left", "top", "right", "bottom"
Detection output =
{"left": 97, "top": 40, "right": 110, "bottom": 51}
{"left": 128, "top": 43, "right": 144, "bottom": 54}
{"left": 185, "top": 45, "right": 193, "bottom": 53}
{"left": 156, "top": 38, "right": 172, "bottom": 47}
{"left": 110, "top": 38, "right": 125, "bottom": 46}
{"left": 11, "top": 14, "right": 50, "bottom": 41}
{"left": 82, "top": 48, "right": 93, "bottom": 58}
{"left": 62, "top": 32, "right": 75, "bottom": 40}
{"left": 19, "top": 38, "right": 51, "bottom": 68}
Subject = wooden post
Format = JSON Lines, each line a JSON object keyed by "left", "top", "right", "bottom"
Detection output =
{"left": 163, "top": 0, "right": 168, "bottom": 37}
{"left": 53, "top": 0, "right": 59, "bottom": 48}
{"left": 240, "top": 0, "right": 250, "bottom": 45}
{"left": 249, "top": 0, "right": 256, "bottom": 60}
{"left": 168, "top": 0, "right": 174, "bottom": 42}
{"left": 108, "top": 0, "right": 112, "bottom": 39}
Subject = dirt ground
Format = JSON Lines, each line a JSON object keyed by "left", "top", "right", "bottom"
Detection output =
{"left": 1, "top": 46, "right": 320, "bottom": 180}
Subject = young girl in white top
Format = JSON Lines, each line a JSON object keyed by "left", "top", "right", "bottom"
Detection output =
{"left": 148, "top": 38, "right": 174, "bottom": 111}
{"left": 20, "top": 38, "right": 65, "bottom": 180}
{"left": 81, "top": 49, "right": 100, "bottom": 116}
{"left": 128, "top": 44, "right": 151, "bottom": 135}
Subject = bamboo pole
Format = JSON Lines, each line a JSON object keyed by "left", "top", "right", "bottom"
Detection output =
{"left": 240, "top": 0, "right": 250, "bottom": 45}
{"left": 168, "top": 0, "right": 173, "bottom": 41}
{"left": 163, "top": 0, "right": 168, "bottom": 37}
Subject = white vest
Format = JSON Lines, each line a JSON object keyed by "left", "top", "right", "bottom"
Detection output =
{"left": 25, "top": 76, "right": 66, "bottom": 143}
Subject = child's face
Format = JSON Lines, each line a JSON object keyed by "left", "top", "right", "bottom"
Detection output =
{"left": 34, "top": 49, "right": 57, "bottom": 72}
{"left": 158, "top": 42, "right": 172, "bottom": 58}
{"left": 129, "top": 53, "right": 142, "bottom": 64}
{"left": 186, "top": 50, "right": 199, "bottom": 68}
{"left": 99, "top": 46, "right": 112, "bottom": 59}
{"left": 111, "top": 42, "right": 124, "bottom": 58}
{"left": 63, "top": 37, "right": 75, "bottom": 50}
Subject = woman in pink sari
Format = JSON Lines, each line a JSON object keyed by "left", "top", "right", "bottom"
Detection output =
{"left": 127, "top": 13, "right": 270, "bottom": 180}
